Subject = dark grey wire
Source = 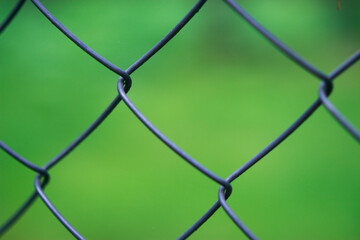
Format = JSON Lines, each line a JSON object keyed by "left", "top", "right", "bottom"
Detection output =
{"left": 0, "top": 140, "right": 46, "bottom": 175}
{"left": 116, "top": 79, "right": 232, "bottom": 190}
{"left": 0, "top": 0, "right": 208, "bottom": 238}
{"left": 0, "top": 0, "right": 359, "bottom": 239}
{"left": 30, "top": 0, "right": 130, "bottom": 80}
{"left": 178, "top": 0, "right": 360, "bottom": 238}
{"left": 319, "top": 82, "right": 360, "bottom": 142}
{"left": 218, "top": 186, "right": 258, "bottom": 240}
{"left": 180, "top": 50, "right": 360, "bottom": 239}
{"left": 0, "top": 0, "right": 26, "bottom": 35}
{"left": 34, "top": 175, "right": 85, "bottom": 240}
{"left": 223, "top": 0, "right": 329, "bottom": 83}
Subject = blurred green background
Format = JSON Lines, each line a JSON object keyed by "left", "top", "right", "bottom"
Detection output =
{"left": 1, "top": 0, "right": 359, "bottom": 239}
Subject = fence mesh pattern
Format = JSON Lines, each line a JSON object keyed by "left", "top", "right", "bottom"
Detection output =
{"left": 1, "top": 0, "right": 359, "bottom": 239}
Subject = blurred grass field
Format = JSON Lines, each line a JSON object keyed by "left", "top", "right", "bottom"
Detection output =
{"left": 1, "top": 0, "right": 359, "bottom": 239}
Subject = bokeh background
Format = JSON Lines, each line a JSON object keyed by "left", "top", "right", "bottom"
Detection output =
{"left": 1, "top": 0, "right": 359, "bottom": 239}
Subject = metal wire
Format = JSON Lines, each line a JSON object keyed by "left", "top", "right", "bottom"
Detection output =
{"left": 0, "top": 0, "right": 359, "bottom": 239}
{"left": 0, "top": 0, "right": 25, "bottom": 35}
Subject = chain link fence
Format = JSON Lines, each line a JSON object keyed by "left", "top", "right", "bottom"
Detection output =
{"left": 1, "top": 0, "right": 359, "bottom": 239}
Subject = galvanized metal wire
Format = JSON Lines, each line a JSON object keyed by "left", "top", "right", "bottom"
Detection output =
{"left": 1, "top": 0, "right": 359, "bottom": 239}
